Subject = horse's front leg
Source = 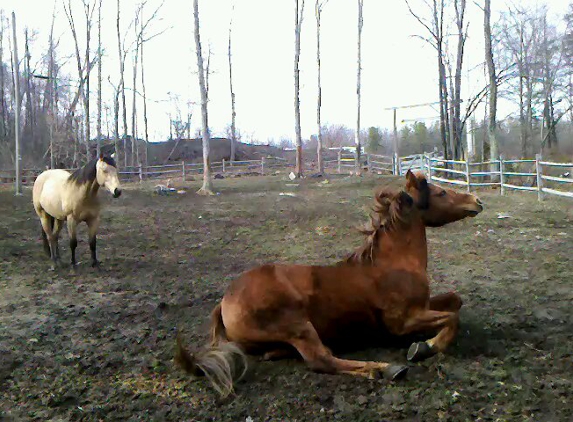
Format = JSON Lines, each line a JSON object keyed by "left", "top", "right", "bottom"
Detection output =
{"left": 86, "top": 216, "right": 100, "bottom": 268}
{"left": 67, "top": 216, "right": 79, "bottom": 269}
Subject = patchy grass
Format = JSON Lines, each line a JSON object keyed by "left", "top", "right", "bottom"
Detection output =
{"left": 0, "top": 174, "right": 572, "bottom": 421}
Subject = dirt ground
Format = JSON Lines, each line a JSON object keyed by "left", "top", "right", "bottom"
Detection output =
{"left": 0, "top": 174, "right": 572, "bottom": 422}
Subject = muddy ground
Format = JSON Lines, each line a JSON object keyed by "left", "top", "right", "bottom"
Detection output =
{"left": 0, "top": 174, "right": 572, "bottom": 421}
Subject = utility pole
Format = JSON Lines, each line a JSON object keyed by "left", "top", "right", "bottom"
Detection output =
{"left": 12, "top": 12, "right": 22, "bottom": 195}
{"left": 385, "top": 101, "right": 440, "bottom": 173}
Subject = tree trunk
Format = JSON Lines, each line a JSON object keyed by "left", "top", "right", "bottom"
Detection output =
{"left": 96, "top": 0, "right": 102, "bottom": 157}
{"left": 294, "top": 0, "right": 305, "bottom": 178}
{"left": 141, "top": 25, "right": 150, "bottom": 166}
{"left": 84, "top": 1, "right": 91, "bottom": 161}
{"left": 228, "top": 9, "right": 237, "bottom": 162}
{"left": 315, "top": 0, "right": 325, "bottom": 175}
{"left": 117, "top": 0, "right": 128, "bottom": 168}
{"left": 0, "top": 14, "right": 5, "bottom": 140}
{"left": 194, "top": 0, "right": 213, "bottom": 195}
{"left": 355, "top": 0, "right": 363, "bottom": 175}
{"left": 484, "top": 0, "right": 498, "bottom": 178}
{"left": 131, "top": 12, "right": 140, "bottom": 167}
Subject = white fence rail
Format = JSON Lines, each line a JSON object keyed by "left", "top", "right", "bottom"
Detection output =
{"left": 1, "top": 150, "right": 571, "bottom": 201}
{"left": 396, "top": 153, "right": 572, "bottom": 201}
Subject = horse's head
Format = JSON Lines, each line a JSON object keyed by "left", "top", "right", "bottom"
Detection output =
{"left": 404, "top": 170, "right": 482, "bottom": 227}
{"left": 96, "top": 154, "right": 122, "bottom": 198}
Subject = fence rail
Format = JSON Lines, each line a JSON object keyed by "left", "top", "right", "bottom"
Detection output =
{"left": 1, "top": 150, "right": 572, "bottom": 201}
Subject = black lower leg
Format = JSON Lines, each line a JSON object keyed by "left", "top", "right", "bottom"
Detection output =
{"left": 89, "top": 236, "right": 98, "bottom": 267}
{"left": 70, "top": 237, "right": 78, "bottom": 267}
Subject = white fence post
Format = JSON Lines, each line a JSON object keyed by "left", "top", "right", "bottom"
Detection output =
{"left": 222, "top": 158, "right": 226, "bottom": 173}
{"left": 426, "top": 154, "right": 433, "bottom": 182}
{"left": 535, "top": 154, "right": 543, "bottom": 201}
{"left": 337, "top": 150, "right": 342, "bottom": 174}
{"left": 499, "top": 154, "right": 505, "bottom": 196}
{"left": 138, "top": 164, "right": 143, "bottom": 182}
{"left": 465, "top": 159, "right": 471, "bottom": 193}
{"left": 366, "top": 153, "right": 371, "bottom": 173}
{"left": 182, "top": 161, "right": 186, "bottom": 182}
{"left": 393, "top": 153, "right": 398, "bottom": 175}
{"left": 261, "top": 157, "right": 265, "bottom": 175}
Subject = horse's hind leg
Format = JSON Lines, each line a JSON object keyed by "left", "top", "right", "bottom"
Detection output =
{"left": 86, "top": 216, "right": 100, "bottom": 267}
{"left": 67, "top": 216, "right": 79, "bottom": 268}
{"left": 52, "top": 219, "right": 65, "bottom": 260}
{"left": 287, "top": 321, "right": 408, "bottom": 380}
{"left": 39, "top": 213, "right": 60, "bottom": 269}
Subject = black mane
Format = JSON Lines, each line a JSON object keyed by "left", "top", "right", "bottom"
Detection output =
{"left": 68, "top": 156, "right": 116, "bottom": 185}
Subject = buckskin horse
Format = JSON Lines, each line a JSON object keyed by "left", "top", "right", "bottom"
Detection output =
{"left": 175, "top": 171, "right": 483, "bottom": 396}
{"left": 32, "top": 154, "right": 122, "bottom": 270}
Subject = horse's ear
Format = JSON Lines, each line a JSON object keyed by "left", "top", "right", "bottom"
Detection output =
{"left": 405, "top": 169, "right": 418, "bottom": 189}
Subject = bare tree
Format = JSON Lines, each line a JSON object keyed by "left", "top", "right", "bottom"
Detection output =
{"left": 450, "top": 0, "right": 468, "bottom": 159}
{"left": 193, "top": 0, "right": 213, "bottom": 194}
{"left": 294, "top": 0, "right": 305, "bottom": 178}
{"left": 484, "top": 0, "right": 498, "bottom": 176}
{"left": 96, "top": 0, "right": 102, "bottom": 157}
{"left": 228, "top": 3, "right": 237, "bottom": 162}
{"left": 315, "top": 0, "right": 328, "bottom": 175}
{"left": 0, "top": 12, "right": 5, "bottom": 141}
{"left": 355, "top": 0, "right": 364, "bottom": 175}
{"left": 131, "top": 7, "right": 141, "bottom": 167}
{"left": 116, "top": 0, "right": 128, "bottom": 167}
{"left": 405, "top": 0, "right": 450, "bottom": 159}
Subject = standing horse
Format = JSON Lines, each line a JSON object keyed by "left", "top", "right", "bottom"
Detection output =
{"left": 175, "top": 176, "right": 483, "bottom": 396}
{"left": 32, "top": 154, "right": 122, "bottom": 269}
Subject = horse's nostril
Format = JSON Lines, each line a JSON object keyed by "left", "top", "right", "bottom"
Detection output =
{"left": 476, "top": 198, "right": 483, "bottom": 206}
{"left": 114, "top": 188, "right": 122, "bottom": 198}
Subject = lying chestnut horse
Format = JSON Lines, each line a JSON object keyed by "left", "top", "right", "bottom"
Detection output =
{"left": 176, "top": 171, "right": 483, "bottom": 396}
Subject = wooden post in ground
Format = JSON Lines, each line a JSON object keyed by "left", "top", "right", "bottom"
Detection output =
{"left": 465, "top": 159, "right": 471, "bottom": 192}
{"left": 426, "top": 154, "right": 432, "bottom": 182}
{"left": 337, "top": 149, "right": 341, "bottom": 174}
{"left": 182, "top": 161, "right": 186, "bottom": 182}
{"left": 261, "top": 157, "right": 265, "bottom": 175}
{"left": 222, "top": 158, "right": 226, "bottom": 173}
{"left": 535, "top": 154, "right": 543, "bottom": 201}
{"left": 139, "top": 163, "right": 143, "bottom": 182}
{"left": 499, "top": 154, "right": 505, "bottom": 196}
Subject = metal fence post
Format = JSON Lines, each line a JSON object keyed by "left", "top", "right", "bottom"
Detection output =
{"left": 499, "top": 154, "right": 505, "bottom": 196}
{"left": 535, "top": 154, "right": 543, "bottom": 201}
{"left": 261, "top": 157, "right": 265, "bottom": 175}
{"left": 426, "top": 154, "right": 433, "bottom": 182}
{"left": 337, "top": 149, "right": 341, "bottom": 174}
{"left": 182, "top": 161, "right": 186, "bottom": 182}
{"left": 465, "top": 159, "right": 471, "bottom": 193}
{"left": 222, "top": 158, "right": 226, "bottom": 173}
{"left": 139, "top": 163, "right": 143, "bottom": 182}
{"left": 366, "top": 153, "right": 371, "bottom": 173}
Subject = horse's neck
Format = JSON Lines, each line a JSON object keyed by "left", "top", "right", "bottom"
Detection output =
{"left": 65, "top": 180, "right": 101, "bottom": 207}
{"left": 372, "top": 219, "right": 428, "bottom": 271}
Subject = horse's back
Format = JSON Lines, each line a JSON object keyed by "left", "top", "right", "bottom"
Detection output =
{"left": 33, "top": 169, "right": 71, "bottom": 219}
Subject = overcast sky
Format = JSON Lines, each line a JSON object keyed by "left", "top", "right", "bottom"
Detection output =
{"left": 3, "top": 0, "right": 569, "bottom": 143}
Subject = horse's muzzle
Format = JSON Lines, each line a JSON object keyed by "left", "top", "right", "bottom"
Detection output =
{"left": 113, "top": 188, "right": 122, "bottom": 198}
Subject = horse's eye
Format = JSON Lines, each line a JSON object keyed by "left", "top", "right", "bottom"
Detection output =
{"left": 438, "top": 190, "right": 447, "bottom": 197}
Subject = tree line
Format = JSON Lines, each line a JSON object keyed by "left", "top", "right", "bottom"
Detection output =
{"left": 0, "top": 1, "right": 572, "bottom": 194}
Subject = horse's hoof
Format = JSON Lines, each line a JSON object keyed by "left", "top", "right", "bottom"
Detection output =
{"left": 407, "top": 342, "right": 434, "bottom": 362}
{"left": 384, "top": 365, "right": 409, "bottom": 381}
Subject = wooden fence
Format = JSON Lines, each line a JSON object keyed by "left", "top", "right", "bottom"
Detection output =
{"left": 1, "top": 150, "right": 571, "bottom": 201}
{"left": 398, "top": 153, "right": 573, "bottom": 201}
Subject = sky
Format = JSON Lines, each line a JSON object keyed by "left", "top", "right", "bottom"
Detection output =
{"left": 2, "top": 0, "right": 570, "bottom": 144}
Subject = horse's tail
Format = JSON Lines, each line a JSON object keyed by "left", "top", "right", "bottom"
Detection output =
{"left": 175, "top": 303, "right": 248, "bottom": 397}
{"left": 41, "top": 215, "right": 54, "bottom": 257}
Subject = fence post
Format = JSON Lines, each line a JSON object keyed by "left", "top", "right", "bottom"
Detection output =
{"left": 535, "top": 154, "right": 543, "bottom": 201}
{"left": 426, "top": 154, "right": 433, "bottom": 182}
{"left": 139, "top": 163, "right": 143, "bottom": 182}
{"left": 182, "top": 161, "right": 186, "bottom": 182}
{"left": 337, "top": 149, "right": 342, "bottom": 174}
{"left": 366, "top": 153, "right": 371, "bottom": 173}
{"left": 222, "top": 158, "right": 226, "bottom": 173}
{"left": 465, "top": 159, "right": 471, "bottom": 193}
{"left": 499, "top": 154, "right": 505, "bottom": 196}
{"left": 397, "top": 154, "right": 402, "bottom": 176}
{"left": 261, "top": 157, "right": 265, "bottom": 175}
